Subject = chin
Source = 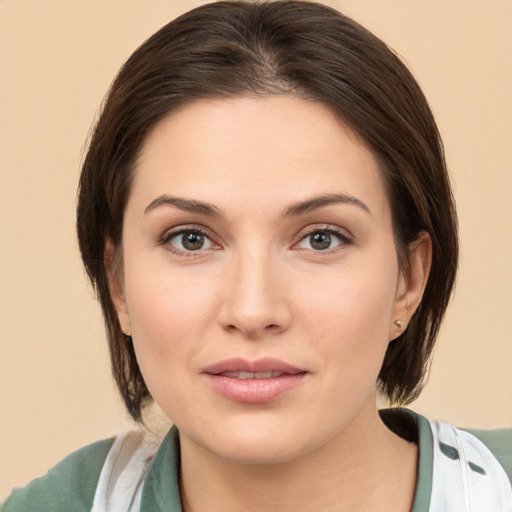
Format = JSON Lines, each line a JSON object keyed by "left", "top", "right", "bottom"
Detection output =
{"left": 210, "top": 435, "right": 309, "bottom": 465}
{"left": 183, "top": 413, "right": 320, "bottom": 465}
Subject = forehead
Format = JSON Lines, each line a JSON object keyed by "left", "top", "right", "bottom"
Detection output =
{"left": 129, "top": 95, "right": 388, "bottom": 218}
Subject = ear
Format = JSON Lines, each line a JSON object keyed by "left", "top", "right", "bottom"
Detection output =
{"left": 105, "top": 240, "right": 132, "bottom": 336}
{"left": 390, "top": 232, "right": 432, "bottom": 340}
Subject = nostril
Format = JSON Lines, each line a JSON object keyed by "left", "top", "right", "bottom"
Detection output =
{"left": 223, "top": 322, "right": 283, "bottom": 338}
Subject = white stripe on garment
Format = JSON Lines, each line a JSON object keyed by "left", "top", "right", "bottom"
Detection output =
{"left": 91, "top": 430, "right": 158, "bottom": 512}
{"left": 429, "top": 420, "right": 512, "bottom": 512}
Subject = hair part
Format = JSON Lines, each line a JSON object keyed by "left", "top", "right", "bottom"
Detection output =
{"left": 77, "top": 0, "right": 458, "bottom": 421}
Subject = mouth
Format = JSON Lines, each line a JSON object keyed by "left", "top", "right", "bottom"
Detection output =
{"left": 202, "top": 358, "right": 307, "bottom": 403}
{"left": 216, "top": 370, "right": 293, "bottom": 379}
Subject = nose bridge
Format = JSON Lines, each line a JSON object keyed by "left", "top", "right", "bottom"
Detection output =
{"left": 219, "top": 241, "right": 290, "bottom": 338}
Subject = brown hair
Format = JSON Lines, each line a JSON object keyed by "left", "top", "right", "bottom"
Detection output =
{"left": 77, "top": 0, "right": 458, "bottom": 421}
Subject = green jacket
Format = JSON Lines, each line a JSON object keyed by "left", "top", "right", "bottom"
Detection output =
{"left": 2, "top": 409, "right": 511, "bottom": 512}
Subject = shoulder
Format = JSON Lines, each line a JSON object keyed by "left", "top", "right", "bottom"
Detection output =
{"left": 1, "top": 437, "right": 114, "bottom": 512}
{"left": 464, "top": 426, "right": 512, "bottom": 483}
{"left": 395, "top": 408, "right": 512, "bottom": 484}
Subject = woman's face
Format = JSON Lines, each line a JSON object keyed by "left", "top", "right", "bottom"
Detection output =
{"left": 112, "top": 96, "right": 426, "bottom": 463}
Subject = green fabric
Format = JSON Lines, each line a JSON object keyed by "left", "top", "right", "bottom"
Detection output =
{"left": 380, "top": 409, "right": 432, "bottom": 512}
{"left": 140, "top": 427, "right": 183, "bottom": 511}
{"left": 1, "top": 437, "right": 114, "bottom": 512}
{"left": 2, "top": 410, "right": 510, "bottom": 511}
{"left": 409, "top": 412, "right": 434, "bottom": 512}
{"left": 465, "top": 427, "right": 512, "bottom": 483}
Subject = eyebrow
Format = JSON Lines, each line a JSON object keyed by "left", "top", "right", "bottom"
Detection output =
{"left": 144, "top": 192, "right": 370, "bottom": 219}
{"left": 283, "top": 193, "right": 371, "bottom": 218}
{"left": 144, "top": 195, "right": 222, "bottom": 217}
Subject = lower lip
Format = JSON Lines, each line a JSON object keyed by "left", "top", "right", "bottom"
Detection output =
{"left": 205, "top": 373, "right": 306, "bottom": 403}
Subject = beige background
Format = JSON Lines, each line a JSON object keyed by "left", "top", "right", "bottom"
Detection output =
{"left": 1, "top": 0, "right": 511, "bottom": 499}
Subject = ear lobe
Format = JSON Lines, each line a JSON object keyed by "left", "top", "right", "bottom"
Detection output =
{"left": 104, "top": 240, "right": 132, "bottom": 336}
{"left": 392, "top": 232, "right": 432, "bottom": 336}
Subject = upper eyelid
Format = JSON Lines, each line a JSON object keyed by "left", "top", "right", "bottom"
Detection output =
{"left": 291, "top": 226, "right": 354, "bottom": 253}
{"left": 161, "top": 224, "right": 215, "bottom": 242}
{"left": 295, "top": 224, "right": 353, "bottom": 241}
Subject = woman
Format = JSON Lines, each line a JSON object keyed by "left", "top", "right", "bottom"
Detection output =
{"left": 3, "top": 1, "right": 511, "bottom": 511}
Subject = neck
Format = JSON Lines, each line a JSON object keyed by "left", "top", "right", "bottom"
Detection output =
{"left": 179, "top": 401, "right": 418, "bottom": 512}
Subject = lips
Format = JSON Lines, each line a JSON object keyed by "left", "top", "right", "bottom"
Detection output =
{"left": 202, "top": 358, "right": 307, "bottom": 403}
{"left": 218, "top": 370, "right": 287, "bottom": 379}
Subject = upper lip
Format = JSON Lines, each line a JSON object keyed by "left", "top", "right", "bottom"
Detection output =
{"left": 203, "top": 357, "right": 306, "bottom": 375}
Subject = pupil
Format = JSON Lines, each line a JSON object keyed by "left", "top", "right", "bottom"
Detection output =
{"left": 311, "top": 232, "right": 331, "bottom": 250}
{"left": 183, "top": 232, "right": 204, "bottom": 250}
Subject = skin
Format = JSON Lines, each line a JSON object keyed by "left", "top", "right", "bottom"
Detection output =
{"left": 109, "top": 95, "right": 431, "bottom": 511}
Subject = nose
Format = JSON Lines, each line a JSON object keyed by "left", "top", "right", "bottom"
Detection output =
{"left": 218, "top": 247, "right": 292, "bottom": 340}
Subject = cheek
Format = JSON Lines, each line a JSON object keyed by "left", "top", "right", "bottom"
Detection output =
{"left": 299, "top": 259, "right": 397, "bottom": 336}
{"left": 122, "top": 259, "right": 219, "bottom": 390}
{"left": 125, "top": 281, "right": 202, "bottom": 420}
{"left": 125, "top": 254, "right": 217, "bottom": 334}
{"left": 296, "top": 260, "right": 398, "bottom": 381}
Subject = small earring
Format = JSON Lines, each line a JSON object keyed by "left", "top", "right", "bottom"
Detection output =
{"left": 394, "top": 320, "right": 405, "bottom": 329}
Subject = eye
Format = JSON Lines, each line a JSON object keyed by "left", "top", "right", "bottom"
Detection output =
{"left": 164, "top": 229, "right": 215, "bottom": 252}
{"left": 296, "top": 228, "right": 350, "bottom": 251}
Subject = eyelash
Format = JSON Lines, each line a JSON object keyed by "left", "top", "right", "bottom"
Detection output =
{"left": 294, "top": 226, "right": 353, "bottom": 253}
{"left": 159, "top": 224, "right": 353, "bottom": 256}
{"left": 160, "top": 225, "right": 219, "bottom": 257}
